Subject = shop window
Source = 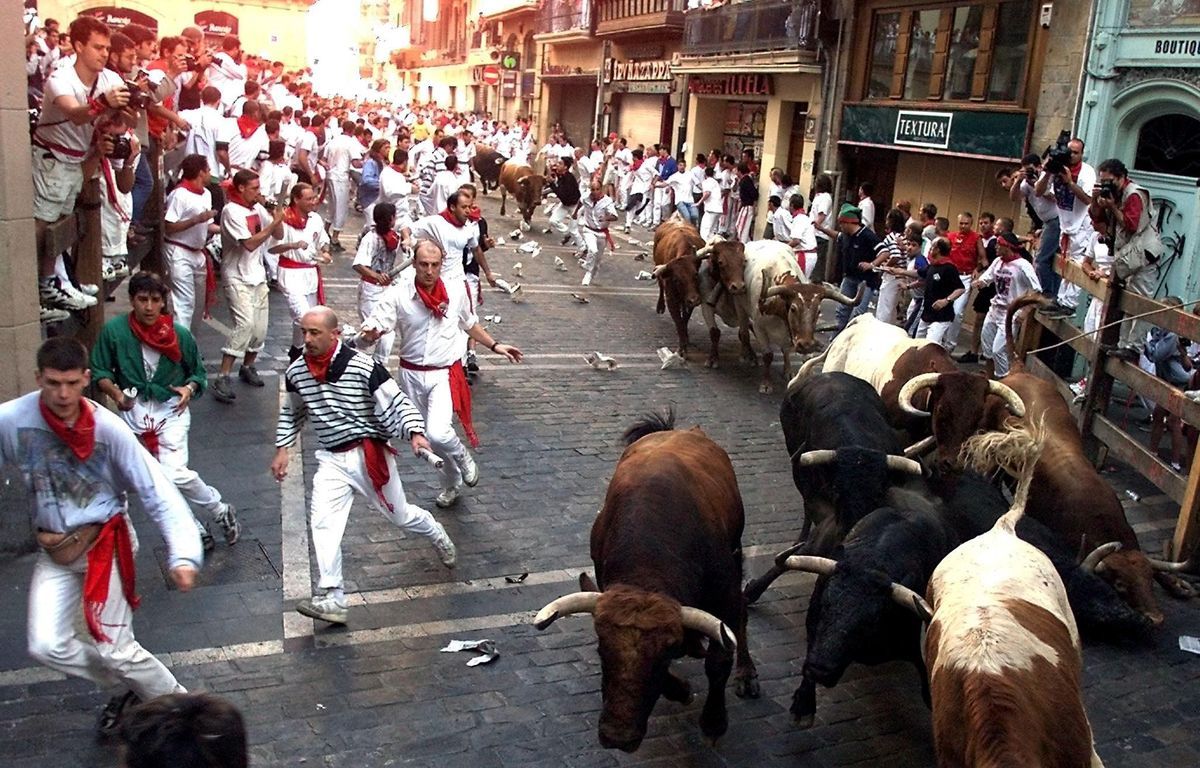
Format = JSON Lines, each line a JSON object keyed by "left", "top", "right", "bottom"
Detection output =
{"left": 945, "top": 6, "right": 982, "bottom": 100}
{"left": 904, "top": 10, "right": 942, "bottom": 100}
{"left": 868, "top": 12, "right": 901, "bottom": 98}
{"left": 1135, "top": 114, "right": 1200, "bottom": 178}
{"left": 988, "top": 0, "right": 1031, "bottom": 101}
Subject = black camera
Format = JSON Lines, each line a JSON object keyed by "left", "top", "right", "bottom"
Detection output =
{"left": 1024, "top": 166, "right": 1039, "bottom": 182}
{"left": 183, "top": 54, "right": 201, "bottom": 72}
{"left": 1098, "top": 179, "right": 1119, "bottom": 200}
{"left": 123, "top": 81, "right": 151, "bottom": 110}
{"left": 261, "top": 198, "right": 278, "bottom": 212}
{"left": 1043, "top": 130, "right": 1073, "bottom": 175}
{"left": 109, "top": 135, "right": 133, "bottom": 161}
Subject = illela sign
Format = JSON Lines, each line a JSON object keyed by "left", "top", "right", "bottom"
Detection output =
{"left": 894, "top": 110, "right": 953, "bottom": 150}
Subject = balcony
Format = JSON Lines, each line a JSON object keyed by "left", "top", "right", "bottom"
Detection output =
{"left": 682, "top": 0, "right": 819, "bottom": 56}
{"left": 536, "top": 0, "right": 594, "bottom": 41}
{"left": 595, "top": 0, "right": 684, "bottom": 37}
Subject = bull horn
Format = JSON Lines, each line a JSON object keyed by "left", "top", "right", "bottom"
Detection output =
{"left": 1146, "top": 554, "right": 1196, "bottom": 573}
{"left": 680, "top": 607, "right": 736, "bottom": 652}
{"left": 821, "top": 282, "right": 860, "bottom": 306}
{"left": 782, "top": 555, "right": 838, "bottom": 576}
{"left": 533, "top": 591, "right": 600, "bottom": 630}
{"left": 1081, "top": 541, "right": 1122, "bottom": 572}
{"left": 705, "top": 234, "right": 726, "bottom": 246}
{"left": 889, "top": 583, "right": 933, "bottom": 623}
{"left": 516, "top": 175, "right": 530, "bottom": 185}
{"left": 897, "top": 373, "right": 942, "bottom": 418}
{"left": 987, "top": 380, "right": 1027, "bottom": 417}
{"left": 885, "top": 455, "right": 925, "bottom": 476}
{"left": 695, "top": 244, "right": 714, "bottom": 259}
{"left": 903, "top": 435, "right": 937, "bottom": 459}
{"left": 794, "top": 449, "right": 838, "bottom": 467}
{"left": 765, "top": 284, "right": 798, "bottom": 299}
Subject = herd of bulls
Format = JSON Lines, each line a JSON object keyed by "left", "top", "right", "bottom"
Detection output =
{"left": 528, "top": 215, "right": 1198, "bottom": 766}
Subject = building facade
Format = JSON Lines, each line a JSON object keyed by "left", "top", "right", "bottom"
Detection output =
{"left": 1077, "top": 0, "right": 1200, "bottom": 299}
{"left": 535, "top": 0, "right": 604, "bottom": 144}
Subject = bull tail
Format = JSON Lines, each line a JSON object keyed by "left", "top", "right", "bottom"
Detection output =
{"left": 958, "top": 419, "right": 1046, "bottom": 529}
{"left": 1004, "top": 292, "right": 1049, "bottom": 374}
{"left": 621, "top": 407, "right": 676, "bottom": 446}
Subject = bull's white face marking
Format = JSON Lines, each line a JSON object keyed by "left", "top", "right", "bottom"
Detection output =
{"left": 928, "top": 526, "right": 1078, "bottom": 676}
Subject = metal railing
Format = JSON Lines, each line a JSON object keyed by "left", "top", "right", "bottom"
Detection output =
{"left": 538, "top": 0, "right": 593, "bottom": 34}
{"left": 683, "top": 0, "right": 819, "bottom": 55}
{"left": 595, "top": 0, "right": 684, "bottom": 24}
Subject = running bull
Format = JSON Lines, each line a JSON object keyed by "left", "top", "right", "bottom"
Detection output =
{"left": 498, "top": 161, "right": 545, "bottom": 229}
{"left": 652, "top": 216, "right": 707, "bottom": 356}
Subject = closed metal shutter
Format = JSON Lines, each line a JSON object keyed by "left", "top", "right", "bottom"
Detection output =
{"left": 615, "top": 94, "right": 667, "bottom": 148}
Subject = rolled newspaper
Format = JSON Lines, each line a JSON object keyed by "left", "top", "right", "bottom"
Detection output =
{"left": 416, "top": 448, "right": 444, "bottom": 469}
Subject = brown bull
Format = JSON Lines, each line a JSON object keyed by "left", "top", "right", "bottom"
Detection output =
{"left": 759, "top": 272, "right": 863, "bottom": 357}
{"left": 498, "top": 161, "right": 545, "bottom": 227}
{"left": 653, "top": 216, "right": 706, "bottom": 355}
{"left": 470, "top": 146, "right": 506, "bottom": 194}
{"left": 534, "top": 411, "right": 759, "bottom": 752}
{"left": 900, "top": 292, "right": 1193, "bottom": 625}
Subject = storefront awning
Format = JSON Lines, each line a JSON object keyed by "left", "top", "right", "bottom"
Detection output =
{"left": 195, "top": 10, "right": 238, "bottom": 38}
{"left": 82, "top": 6, "right": 158, "bottom": 34}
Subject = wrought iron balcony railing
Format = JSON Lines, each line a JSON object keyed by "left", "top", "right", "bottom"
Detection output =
{"left": 538, "top": 0, "right": 593, "bottom": 34}
{"left": 682, "top": 0, "right": 819, "bottom": 56}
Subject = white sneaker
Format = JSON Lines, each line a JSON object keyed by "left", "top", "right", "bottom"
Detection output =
{"left": 39, "top": 306, "right": 70, "bottom": 323}
{"left": 458, "top": 452, "right": 479, "bottom": 487}
{"left": 429, "top": 521, "right": 457, "bottom": 567}
{"left": 296, "top": 594, "right": 348, "bottom": 624}
{"left": 58, "top": 278, "right": 98, "bottom": 307}
{"left": 435, "top": 486, "right": 460, "bottom": 509}
{"left": 40, "top": 277, "right": 95, "bottom": 310}
{"left": 77, "top": 282, "right": 99, "bottom": 296}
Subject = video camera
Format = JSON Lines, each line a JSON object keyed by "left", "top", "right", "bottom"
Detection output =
{"left": 1043, "top": 130, "right": 1073, "bottom": 175}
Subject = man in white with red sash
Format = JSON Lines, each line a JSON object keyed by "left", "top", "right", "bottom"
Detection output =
{"left": 164, "top": 155, "right": 219, "bottom": 330}
{"left": 361, "top": 241, "right": 523, "bottom": 509}
{"left": 271, "top": 307, "right": 456, "bottom": 625}
{"left": 0, "top": 337, "right": 202, "bottom": 737}
{"left": 269, "top": 182, "right": 331, "bottom": 360}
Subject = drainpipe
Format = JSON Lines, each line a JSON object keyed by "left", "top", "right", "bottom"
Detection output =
{"left": 818, "top": 0, "right": 853, "bottom": 190}
{"left": 1072, "top": 0, "right": 1103, "bottom": 139}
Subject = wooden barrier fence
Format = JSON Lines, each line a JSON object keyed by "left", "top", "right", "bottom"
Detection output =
{"left": 1018, "top": 258, "right": 1200, "bottom": 563}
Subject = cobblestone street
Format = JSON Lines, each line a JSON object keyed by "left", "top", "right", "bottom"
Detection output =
{"left": 1, "top": 196, "right": 1198, "bottom": 767}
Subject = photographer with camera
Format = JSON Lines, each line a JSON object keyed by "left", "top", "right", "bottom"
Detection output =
{"left": 176, "top": 27, "right": 213, "bottom": 111}
{"left": 1010, "top": 151, "right": 1060, "bottom": 296}
{"left": 205, "top": 35, "right": 247, "bottom": 116}
{"left": 1036, "top": 135, "right": 1096, "bottom": 318}
{"left": 31, "top": 16, "right": 130, "bottom": 320}
{"left": 1088, "top": 159, "right": 1165, "bottom": 361}
{"left": 95, "top": 114, "right": 139, "bottom": 286}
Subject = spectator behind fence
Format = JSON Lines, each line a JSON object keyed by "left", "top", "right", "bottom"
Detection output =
{"left": 118, "top": 693, "right": 247, "bottom": 768}
{"left": 1146, "top": 297, "right": 1190, "bottom": 473}
{"left": 1011, "top": 152, "right": 1060, "bottom": 296}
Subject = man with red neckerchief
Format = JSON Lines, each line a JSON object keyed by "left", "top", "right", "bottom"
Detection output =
{"left": 0, "top": 337, "right": 202, "bottom": 738}
{"left": 91, "top": 272, "right": 240, "bottom": 553}
{"left": 269, "top": 182, "right": 333, "bottom": 359}
{"left": 164, "top": 154, "right": 220, "bottom": 330}
{"left": 360, "top": 240, "right": 522, "bottom": 510}
{"left": 271, "top": 306, "right": 456, "bottom": 625}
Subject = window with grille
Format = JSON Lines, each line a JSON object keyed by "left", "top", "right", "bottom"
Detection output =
{"left": 1135, "top": 114, "right": 1200, "bottom": 178}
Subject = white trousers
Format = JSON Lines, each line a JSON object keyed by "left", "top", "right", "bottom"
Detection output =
{"left": 328, "top": 176, "right": 351, "bottom": 230}
{"left": 875, "top": 273, "right": 903, "bottom": 324}
{"left": 310, "top": 446, "right": 439, "bottom": 591}
{"left": 358, "top": 281, "right": 395, "bottom": 364}
{"left": 397, "top": 367, "right": 467, "bottom": 491}
{"left": 27, "top": 516, "right": 184, "bottom": 700}
{"left": 652, "top": 187, "right": 669, "bottom": 227}
{"left": 700, "top": 211, "right": 721, "bottom": 241}
{"left": 943, "top": 274, "right": 974, "bottom": 349}
{"left": 121, "top": 399, "right": 225, "bottom": 519}
{"left": 979, "top": 312, "right": 1013, "bottom": 376}
{"left": 166, "top": 244, "right": 205, "bottom": 331}
{"left": 581, "top": 229, "right": 608, "bottom": 285}
{"left": 1056, "top": 227, "right": 1093, "bottom": 310}
{"left": 917, "top": 318, "right": 955, "bottom": 349}
{"left": 549, "top": 203, "right": 582, "bottom": 247}
{"left": 279, "top": 266, "right": 320, "bottom": 348}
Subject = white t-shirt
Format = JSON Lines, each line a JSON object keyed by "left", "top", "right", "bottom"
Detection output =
{"left": 179, "top": 104, "right": 224, "bottom": 175}
{"left": 220, "top": 200, "right": 272, "bottom": 285}
{"left": 295, "top": 130, "right": 319, "bottom": 171}
{"left": 1020, "top": 177, "right": 1059, "bottom": 224}
{"left": 431, "top": 169, "right": 463, "bottom": 213}
{"left": 163, "top": 183, "right": 213, "bottom": 251}
{"left": 224, "top": 121, "right": 268, "bottom": 170}
{"left": 363, "top": 270, "right": 477, "bottom": 368}
{"left": 771, "top": 207, "right": 794, "bottom": 242}
{"left": 36, "top": 65, "right": 125, "bottom": 163}
{"left": 206, "top": 52, "right": 247, "bottom": 112}
{"left": 810, "top": 192, "right": 833, "bottom": 241}
{"left": 700, "top": 176, "right": 722, "bottom": 210}
{"left": 788, "top": 211, "right": 818, "bottom": 252}
{"left": 323, "top": 134, "right": 364, "bottom": 180}
{"left": 1053, "top": 163, "right": 1097, "bottom": 235}
{"left": 378, "top": 166, "right": 413, "bottom": 220}
{"left": 859, "top": 197, "right": 876, "bottom": 230}
{"left": 666, "top": 171, "right": 692, "bottom": 204}
{"left": 978, "top": 256, "right": 1042, "bottom": 321}
{"left": 578, "top": 195, "right": 618, "bottom": 230}
{"left": 407, "top": 214, "right": 478, "bottom": 283}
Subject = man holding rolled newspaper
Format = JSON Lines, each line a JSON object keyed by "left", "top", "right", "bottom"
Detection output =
{"left": 271, "top": 306, "right": 457, "bottom": 626}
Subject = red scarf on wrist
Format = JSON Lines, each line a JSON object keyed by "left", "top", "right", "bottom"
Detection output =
{"left": 415, "top": 278, "right": 449, "bottom": 318}
{"left": 236, "top": 115, "right": 260, "bottom": 139}
{"left": 128, "top": 313, "right": 182, "bottom": 362}
{"left": 179, "top": 178, "right": 205, "bottom": 196}
{"left": 439, "top": 209, "right": 465, "bottom": 228}
{"left": 83, "top": 514, "right": 140, "bottom": 643}
{"left": 283, "top": 205, "right": 307, "bottom": 229}
{"left": 382, "top": 229, "right": 400, "bottom": 251}
{"left": 39, "top": 397, "right": 96, "bottom": 462}
{"left": 305, "top": 342, "right": 338, "bottom": 383}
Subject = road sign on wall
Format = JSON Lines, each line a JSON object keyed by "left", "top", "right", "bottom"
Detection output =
{"left": 482, "top": 65, "right": 500, "bottom": 86}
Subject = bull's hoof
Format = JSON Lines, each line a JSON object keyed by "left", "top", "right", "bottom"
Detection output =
{"left": 735, "top": 672, "right": 760, "bottom": 699}
{"left": 705, "top": 356, "right": 719, "bottom": 369}
{"left": 699, "top": 707, "right": 729, "bottom": 744}
{"left": 758, "top": 381, "right": 775, "bottom": 395}
{"left": 790, "top": 686, "right": 816, "bottom": 728}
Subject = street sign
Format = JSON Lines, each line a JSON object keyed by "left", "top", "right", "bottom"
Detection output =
{"left": 500, "top": 52, "right": 520, "bottom": 70}
{"left": 481, "top": 65, "right": 501, "bottom": 86}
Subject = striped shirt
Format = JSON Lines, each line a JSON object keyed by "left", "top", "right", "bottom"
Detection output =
{"left": 275, "top": 342, "right": 425, "bottom": 450}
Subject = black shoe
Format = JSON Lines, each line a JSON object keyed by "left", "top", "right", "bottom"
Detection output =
{"left": 239, "top": 365, "right": 265, "bottom": 387}
{"left": 1038, "top": 302, "right": 1074, "bottom": 319}
{"left": 955, "top": 351, "right": 979, "bottom": 364}
{"left": 97, "top": 690, "right": 139, "bottom": 739}
{"left": 210, "top": 375, "right": 236, "bottom": 404}
{"left": 1104, "top": 345, "right": 1140, "bottom": 362}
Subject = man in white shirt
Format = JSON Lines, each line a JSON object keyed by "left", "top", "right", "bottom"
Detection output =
{"left": 371, "top": 148, "right": 413, "bottom": 229}
{"left": 770, "top": 195, "right": 793, "bottom": 243}
{"left": 212, "top": 170, "right": 285, "bottom": 403}
{"left": 32, "top": 16, "right": 129, "bottom": 315}
{"left": 223, "top": 101, "right": 270, "bottom": 174}
{"left": 1009, "top": 153, "right": 1061, "bottom": 297}
{"left": 269, "top": 183, "right": 332, "bottom": 357}
{"left": 577, "top": 180, "right": 619, "bottom": 287}
{"left": 431, "top": 156, "right": 470, "bottom": 214}
{"left": 402, "top": 192, "right": 491, "bottom": 286}
{"left": 321, "top": 119, "right": 365, "bottom": 250}
{"left": 455, "top": 130, "right": 477, "bottom": 168}
{"left": 179, "top": 86, "right": 226, "bottom": 177}
{"left": 632, "top": 152, "right": 659, "bottom": 229}
{"left": 857, "top": 183, "right": 876, "bottom": 231}
{"left": 163, "top": 155, "right": 218, "bottom": 330}
{"left": 279, "top": 106, "right": 305, "bottom": 166}
{"left": 786, "top": 194, "right": 819, "bottom": 279}
{"left": 1037, "top": 138, "right": 1096, "bottom": 316}
{"left": 417, "top": 136, "right": 456, "bottom": 215}
{"left": 205, "top": 35, "right": 247, "bottom": 115}
{"left": 360, "top": 241, "right": 522, "bottom": 508}
{"left": 661, "top": 159, "right": 696, "bottom": 226}
{"left": 609, "top": 138, "right": 632, "bottom": 207}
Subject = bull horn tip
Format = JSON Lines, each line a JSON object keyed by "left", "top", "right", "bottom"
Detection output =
{"left": 532, "top": 609, "right": 558, "bottom": 630}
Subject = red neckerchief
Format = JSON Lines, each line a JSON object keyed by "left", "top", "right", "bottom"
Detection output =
{"left": 415, "top": 278, "right": 449, "bottom": 318}
{"left": 38, "top": 397, "right": 95, "bottom": 462}
{"left": 84, "top": 515, "right": 140, "bottom": 643}
{"left": 179, "top": 178, "right": 205, "bottom": 196}
{"left": 225, "top": 185, "right": 262, "bottom": 233}
{"left": 466, "top": 207, "right": 482, "bottom": 223}
{"left": 128, "top": 313, "right": 182, "bottom": 363}
{"left": 305, "top": 341, "right": 338, "bottom": 383}
{"left": 439, "top": 208, "right": 465, "bottom": 228}
{"left": 237, "top": 116, "right": 260, "bottom": 139}
{"left": 631, "top": 158, "right": 643, "bottom": 172}
{"left": 283, "top": 205, "right": 306, "bottom": 229}
{"left": 382, "top": 229, "right": 400, "bottom": 251}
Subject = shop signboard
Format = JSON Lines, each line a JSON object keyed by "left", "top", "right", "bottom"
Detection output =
{"left": 1114, "top": 30, "right": 1200, "bottom": 66}
{"left": 841, "top": 104, "right": 1028, "bottom": 161}
{"left": 687, "top": 74, "right": 773, "bottom": 97}
{"left": 84, "top": 6, "right": 158, "bottom": 34}
{"left": 195, "top": 10, "right": 238, "bottom": 38}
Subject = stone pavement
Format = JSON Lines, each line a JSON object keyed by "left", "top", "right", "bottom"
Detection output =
{"left": 1, "top": 197, "right": 1198, "bottom": 767}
